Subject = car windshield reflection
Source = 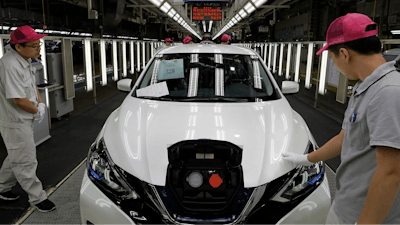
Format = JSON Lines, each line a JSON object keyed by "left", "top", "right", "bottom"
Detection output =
{"left": 132, "top": 53, "right": 280, "bottom": 102}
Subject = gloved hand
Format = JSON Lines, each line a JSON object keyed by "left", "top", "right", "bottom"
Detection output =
{"left": 33, "top": 103, "right": 46, "bottom": 123}
{"left": 281, "top": 152, "right": 314, "bottom": 166}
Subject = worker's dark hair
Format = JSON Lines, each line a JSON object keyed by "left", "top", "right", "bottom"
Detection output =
{"left": 10, "top": 42, "right": 26, "bottom": 51}
{"left": 328, "top": 24, "right": 382, "bottom": 56}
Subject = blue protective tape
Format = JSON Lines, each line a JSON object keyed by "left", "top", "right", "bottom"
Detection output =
{"left": 88, "top": 165, "right": 104, "bottom": 180}
{"left": 307, "top": 167, "right": 324, "bottom": 185}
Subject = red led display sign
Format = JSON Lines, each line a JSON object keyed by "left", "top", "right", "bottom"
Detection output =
{"left": 192, "top": 7, "right": 222, "bottom": 21}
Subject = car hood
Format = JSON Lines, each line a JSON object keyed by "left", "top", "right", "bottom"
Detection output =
{"left": 104, "top": 97, "right": 310, "bottom": 188}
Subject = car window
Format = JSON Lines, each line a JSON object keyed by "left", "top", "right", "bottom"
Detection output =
{"left": 133, "top": 53, "right": 280, "bottom": 102}
{"left": 383, "top": 54, "right": 398, "bottom": 62}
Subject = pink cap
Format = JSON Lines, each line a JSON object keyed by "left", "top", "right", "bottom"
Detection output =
{"left": 316, "top": 13, "right": 378, "bottom": 55}
{"left": 221, "top": 34, "right": 231, "bottom": 42}
{"left": 164, "top": 38, "right": 173, "bottom": 42}
{"left": 10, "top": 25, "right": 48, "bottom": 44}
{"left": 183, "top": 37, "right": 192, "bottom": 44}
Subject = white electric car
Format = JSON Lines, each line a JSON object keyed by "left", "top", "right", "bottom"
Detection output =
{"left": 80, "top": 44, "right": 331, "bottom": 224}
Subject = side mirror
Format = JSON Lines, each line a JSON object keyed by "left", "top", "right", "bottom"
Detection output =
{"left": 117, "top": 79, "right": 132, "bottom": 92}
{"left": 281, "top": 81, "right": 299, "bottom": 94}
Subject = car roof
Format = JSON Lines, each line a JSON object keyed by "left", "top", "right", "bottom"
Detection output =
{"left": 383, "top": 48, "right": 400, "bottom": 55}
{"left": 158, "top": 44, "right": 257, "bottom": 56}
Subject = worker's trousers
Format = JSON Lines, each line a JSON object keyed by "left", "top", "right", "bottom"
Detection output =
{"left": 0, "top": 123, "right": 47, "bottom": 205}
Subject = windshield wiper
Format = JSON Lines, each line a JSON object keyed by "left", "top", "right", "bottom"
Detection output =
{"left": 178, "top": 97, "right": 248, "bottom": 102}
{"left": 138, "top": 96, "right": 174, "bottom": 101}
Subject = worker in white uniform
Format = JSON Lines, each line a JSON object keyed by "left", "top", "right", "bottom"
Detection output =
{"left": 282, "top": 13, "right": 400, "bottom": 224}
{"left": 0, "top": 25, "right": 56, "bottom": 212}
{"left": 156, "top": 38, "right": 173, "bottom": 51}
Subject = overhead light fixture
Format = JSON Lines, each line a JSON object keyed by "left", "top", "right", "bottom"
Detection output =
{"left": 252, "top": 0, "right": 267, "bottom": 7}
{"left": 149, "top": 0, "right": 163, "bottom": 7}
{"left": 391, "top": 30, "right": 400, "bottom": 35}
{"left": 232, "top": 18, "right": 237, "bottom": 24}
{"left": 244, "top": 2, "right": 256, "bottom": 14}
{"left": 168, "top": 8, "right": 176, "bottom": 18}
{"left": 239, "top": 9, "right": 247, "bottom": 18}
{"left": 173, "top": 14, "right": 180, "bottom": 21}
{"left": 160, "top": 2, "right": 171, "bottom": 13}
{"left": 203, "top": 20, "right": 206, "bottom": 33}
{"left": 235, "top": 14, "right": 241, "bottom": 22}
{"left": 208, "top": 21, "right": 213, "bottom": 32}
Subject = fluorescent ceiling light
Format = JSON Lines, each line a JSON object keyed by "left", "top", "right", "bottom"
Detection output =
{"left": 244, "top": 2, "right": 256, "bottom": 14}
{"left": 203, "top": 20, "right": 206, "bottom": 33}
{"left": 160, "top": 2, "right": 171, "bottom": 13}
{"left": 318, "top": 45, "right": 329, "bottom": 95}
{"left": 149, "top": 0, "right": 163, "bottom": 7}
{"left": 168, "top": 8, "right": 176, "bottom": 17}
{"left": 235, "top": 14, "right": 241, "bottom": 22}
{"left": 208, "top": 21, "right": 213, "bottom": 32}
{"left": 239, "top": 9, "right": 247, "bottom": 18}
{"left": 252, "top": 0, "right": 267, "bottom": 7}
{"left": 232, "top": 18, "right": 237, "bottom": 24}
{"left": 84, "top": 39, "right": 93, "bottom": 91}
{"left": 391, "top": 30, "right": 400, "bottom": 34}
{"left": 1, "top": 26, "right": 10, "bottom": 30}
{"left": 173, "top": 14, "right": 180, "bottom": 21}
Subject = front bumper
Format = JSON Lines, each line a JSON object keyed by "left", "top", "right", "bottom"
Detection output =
{"left": 80, "top": 169, "right": 331, "bottom": 224}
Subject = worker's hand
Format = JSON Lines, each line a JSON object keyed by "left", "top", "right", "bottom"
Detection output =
{"left": 34, "top": 103, "right": 46, "bottom": 123}
{"left": 281, "top": 152, "right": 314, "bottom": 166}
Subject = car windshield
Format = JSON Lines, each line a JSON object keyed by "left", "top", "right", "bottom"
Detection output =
{"left": 133, "top": 53, "right": 280, "bottom": 102}
{"left": 383, "top": 54, "right": 398, "bottom": 62}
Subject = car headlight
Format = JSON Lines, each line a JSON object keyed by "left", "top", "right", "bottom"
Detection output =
{"left": 270, "top": 141, "right": 324, "bottom": 203}
{"left": 87, "top": 137, "right": 139, "bottom": 200}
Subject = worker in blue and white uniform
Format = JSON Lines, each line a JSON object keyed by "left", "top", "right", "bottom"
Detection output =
{"left": 282, "top": 13, "right": 400, "bottom": 224}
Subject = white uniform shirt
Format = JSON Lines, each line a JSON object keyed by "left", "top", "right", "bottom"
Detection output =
{"left": 335, "top": 61, "right": 400, "bottom": 223}
{"left": 0, "top": 49, "right": 38, "bottom": 127}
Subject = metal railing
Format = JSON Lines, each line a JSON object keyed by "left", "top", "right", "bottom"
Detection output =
{"left": 235, "top": 39, "right": 400, "bottom": 107}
